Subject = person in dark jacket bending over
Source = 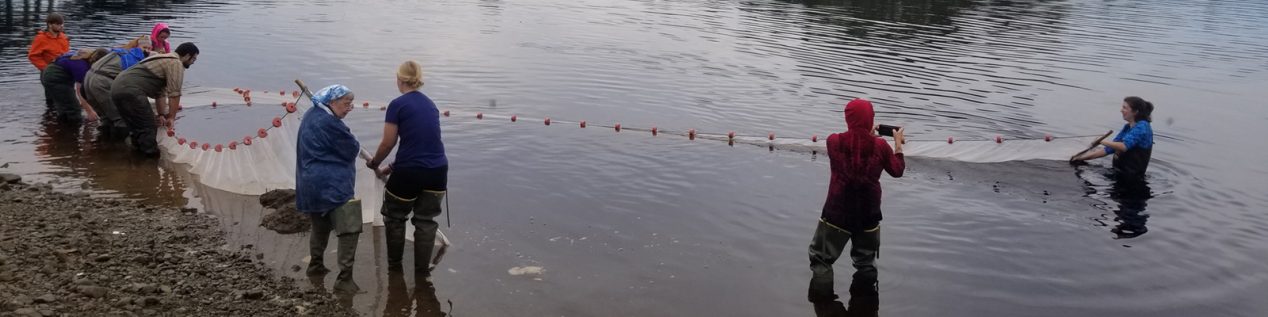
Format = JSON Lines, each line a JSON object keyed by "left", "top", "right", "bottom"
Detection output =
{"left": 297, "top": 84, "right": 361, "bottom": 283}
{"left": 809, "top": 98, "right": 905, "bottom": 304}
{"left": 367, "top": 61, "right": 449, "bottom": 274}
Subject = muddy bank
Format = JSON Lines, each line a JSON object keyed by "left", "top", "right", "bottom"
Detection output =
{"left": 0, "top": 177, "right": 356, "bottom": 316}
{"left": 259, "top": 189, "right": 309, "bottom": 234}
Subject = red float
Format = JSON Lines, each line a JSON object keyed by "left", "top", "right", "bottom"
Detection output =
{"left": 443, "top": 110, "right": 450, "bottom": 117}
{"left": 544, "top": 117, "right": 551, "bottom": 126}
{"left": 688, "top": 129, "right": 696, "bottom": 140}
{"left": 166, "top": 129, "right": 175, "bottom": 137}
{"left": 580, "top": 120, "right": 587, "bottom": 128}
{"left": 286, "top": 103, "right": 297, "bottom": 113}
{"left": 201, "top": 143, "right": 210, "bottom": 151}
{"left": 727, "top": 131, "right": 735, "bottom": 139}
{"left": 476, "top": 112, "right": 483, "bottom": 119}
{"left": 258, "top": 128, "right": 268, "bottom": 138}
{"left": 215, "top": 144, "right": 223, "bottom": 152}
{"left": 189, "top": 141, "right": 198, "bottom": 149}
{"left": 243, "top": 137, "right": 253, "bottom": 145}
{"left": 272, "top": 117, "right": 282, "bottom": 127}
{"left": 363, "top": 102, "right": 369, "bottom": 108}
{"left": 651, "top": 127, "right": 658, "bottom": 136}
{"left": 229, "top": 141, "right": 238, "bottom": 150}
{"left": 1044, "top": 134, "right": 1053, "bottom": 142}
{"left": 178, "top": 138, "right": 186, "bottom": 145}
{"left": 995, "top": 136, "right": 1003, "bottom": 143}
{"left": 947, "top": 136, "right": 954, "bottom": 144}
{"left": 812, "top": 134, "right": 818, "bottom": 142}
{"left": 511, "top": 115, "right": 518, "bottom": 122}
{"left": 768, "top": 132, "right": 775, "bottom": 141}
{"left": 614, "top": 123, "right": 621, "bottom": 132}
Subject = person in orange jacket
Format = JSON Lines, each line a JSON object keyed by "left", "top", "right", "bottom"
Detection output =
{"left": 28, "top": 13, "right": 70, "bottom": 72}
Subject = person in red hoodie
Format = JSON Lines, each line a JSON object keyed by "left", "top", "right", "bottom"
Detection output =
{"left": 808, "top": 98, "right": 905, "bottom": 304}
{"left": 28, "top": 13, "right": 70, "bottom": 72}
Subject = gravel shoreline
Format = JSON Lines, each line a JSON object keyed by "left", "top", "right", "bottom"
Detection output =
{"left": 0, "top": 176, "right": 356, "bottom": 316}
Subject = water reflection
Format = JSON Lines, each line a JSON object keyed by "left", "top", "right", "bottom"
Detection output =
{"left": 786, "top": 0, "right": 976, "bottom": 27}
{"left": 33, "top": 110, "right": 189, "bottom": 204}
{"left": 1080, "top": 168, "right": 1153, "bottom": 239}
{"left": 811, "top": 288, "right": 878, "bottom": 317}
{"left": 383, "top": 273, "right": 449, "bottom": 317}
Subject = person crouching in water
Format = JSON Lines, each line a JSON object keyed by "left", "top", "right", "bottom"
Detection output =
{"left": 40, "top": 48, "right": 109, "bottom": 123}
{"left": 108, "top": 42, "right": 198, "bottom": 157}
{"left": 367, "top": 61, "right": 449, "bottom": 274}
{"left": 84, "top": 43, "right": 153, "bottom": 137}
{"left": 297, "top": 85, "right": 363, "bottom": 286}
{"left": 808, "top": 98, "right": 905, "bottom": 303}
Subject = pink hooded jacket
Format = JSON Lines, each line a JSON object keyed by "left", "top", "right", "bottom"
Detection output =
{"left": 150, "top": 23, "right": 171, "bottom": 54}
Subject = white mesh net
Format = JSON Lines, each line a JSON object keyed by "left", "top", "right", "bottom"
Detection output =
{"left": 159, "top": 87, "right": 386, "bottom": 225}
{"left": 157, "top": 86, "right": 1105, "bottom": 225}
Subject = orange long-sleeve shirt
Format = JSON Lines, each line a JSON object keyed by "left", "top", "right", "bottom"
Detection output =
{"left": 28, "top": 31, "right": 70, "bottom": 71}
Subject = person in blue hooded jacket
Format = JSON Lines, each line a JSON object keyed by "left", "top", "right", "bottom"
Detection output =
{"left": 83, "top": 46, "right": 151, "bottom": 137}
{"left": 297, "top": 84, "right": 361, "bottom": 282}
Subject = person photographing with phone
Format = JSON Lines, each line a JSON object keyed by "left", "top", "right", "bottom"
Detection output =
{"left": 808, "top": 98, "right": 905, "bottom": 304}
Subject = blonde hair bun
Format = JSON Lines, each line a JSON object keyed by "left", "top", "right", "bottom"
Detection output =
{"left": 397, "top": 60, "right": 424, "bottom": 90}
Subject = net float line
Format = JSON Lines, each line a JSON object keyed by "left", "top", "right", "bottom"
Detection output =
{"left": 167, "top": 86, "right": 1107, "bottom": 167}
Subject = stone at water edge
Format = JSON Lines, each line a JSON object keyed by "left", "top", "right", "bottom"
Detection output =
{"left": 0, "top": 173, "right": 21, "bottom": 184}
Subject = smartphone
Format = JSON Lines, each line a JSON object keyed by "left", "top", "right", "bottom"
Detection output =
{"left": 877, "top": 124, "right": 901, "bottom": 137}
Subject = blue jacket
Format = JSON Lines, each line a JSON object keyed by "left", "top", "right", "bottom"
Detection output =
{"left": 296, "top": 107, "right": 359, "bottom": 214}
{"left": 110, "top": 48, "right": 148, "bottom": 70}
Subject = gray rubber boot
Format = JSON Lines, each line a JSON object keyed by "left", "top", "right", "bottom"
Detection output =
{"left": 335, "top": 232, "right": 359, "bottom": 281}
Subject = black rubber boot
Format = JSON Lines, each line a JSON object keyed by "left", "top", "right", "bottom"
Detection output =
{"left": 307, "top": 214, "right": 332, "bottom": 275}
{"left": 381, "top": 196, "right": 413, "bottom": 272}
{"left": 412, "top": 191, "right": 445, "bottom": 274}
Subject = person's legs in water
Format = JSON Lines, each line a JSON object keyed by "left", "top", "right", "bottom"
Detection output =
{"left": 849, "top": 226, "right": 880, "bottom": 297}
{"left": 411, "top": 190, "right": 445, "bottom": 274}
{"left": 380, "top": 191, "right": 414, "bottom": 272}
{"left": 808, "top": 220, "right": 851, "bottom": 303}
{"left": 335, "top": 229, "right": 359, "bottom": 282}
{"left": 112, "top": 91, "right": 159, "bottom": 156}
{"left": 40, "top": 64, "right": 82, "bottom": 123}
{"left": 307, "top": 212, "right": 333, "bottom": 275}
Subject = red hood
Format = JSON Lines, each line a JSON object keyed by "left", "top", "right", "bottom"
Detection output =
{"left": 844, "top": 98, "right": 874, "bottom": 134}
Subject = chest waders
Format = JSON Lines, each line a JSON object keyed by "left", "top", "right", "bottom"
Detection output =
{"left": 39, "top": 62, "right": 82, "bottom": 123}
{"left": 110, "top": 61, "right": 168, "bottom": 157}
{"left": 84, "top": 53, "right": 127, "bottom": 135}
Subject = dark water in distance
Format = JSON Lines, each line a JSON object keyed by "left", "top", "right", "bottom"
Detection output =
{"left": 3, "top": 0, "right": 1268, "bottom": 316}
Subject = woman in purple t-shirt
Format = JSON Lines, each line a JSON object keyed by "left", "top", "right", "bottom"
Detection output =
{"left": 40, "top": 48, "right": 108, "bottom": 123}
{"left": 368, "top": 60, "right": 449, "bottom": 274}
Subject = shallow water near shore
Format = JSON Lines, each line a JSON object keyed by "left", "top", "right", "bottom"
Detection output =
{"left": 3, "top": 0, "right": 1268, "bottom": 316}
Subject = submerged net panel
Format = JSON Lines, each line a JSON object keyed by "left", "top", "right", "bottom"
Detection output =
{"left": 158, "top": 87, "right": 386, "bottom": 225}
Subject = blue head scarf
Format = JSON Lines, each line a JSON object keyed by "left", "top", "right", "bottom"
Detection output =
{"left": 311, "top": 84, "right": 352, "bottom": 109}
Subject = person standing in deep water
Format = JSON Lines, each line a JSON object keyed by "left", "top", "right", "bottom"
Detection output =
{"left": 1071, "top": 96, "right": 1156, "bottom": 237}
{"left": 367, "top": 60, "right": 449, "bottom": 274}
{"left": 808, "top": 98, "right": 905, "bottom": 305}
